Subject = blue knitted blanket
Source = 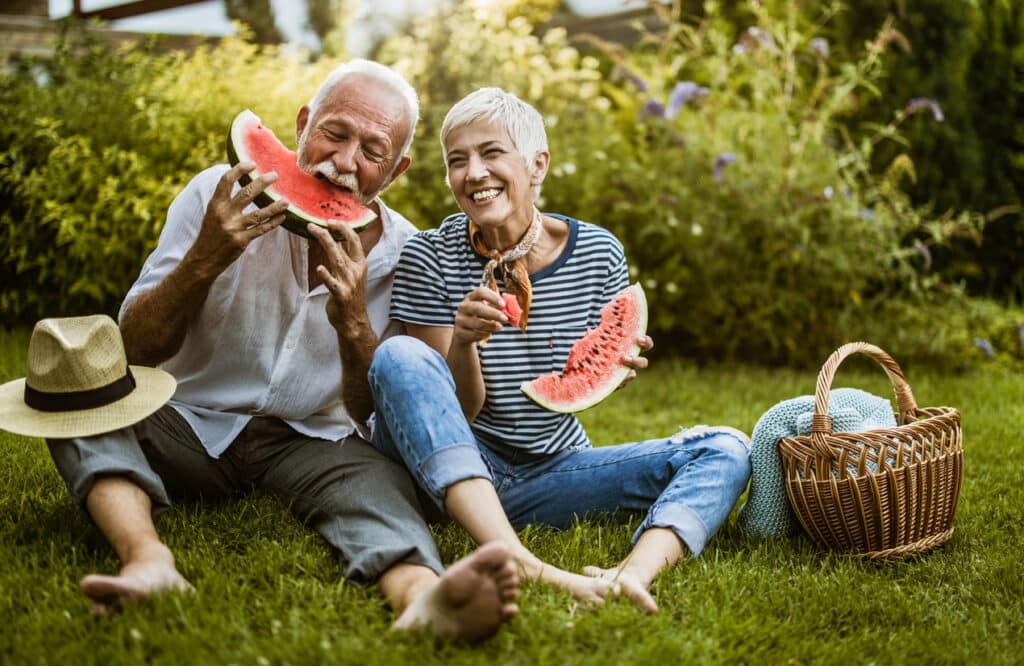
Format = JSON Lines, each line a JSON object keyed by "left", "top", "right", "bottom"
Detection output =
{"left": 737, "top": 387, "right": 896, "bottom": 538}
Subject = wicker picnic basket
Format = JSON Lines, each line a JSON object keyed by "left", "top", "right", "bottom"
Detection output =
{"left": 778, "top": 342, "right": 963, "bottom": 560}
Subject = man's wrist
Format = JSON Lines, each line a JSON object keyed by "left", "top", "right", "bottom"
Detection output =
{"left": 179, "top": 248, "right": 226, "bottom": 286}
{"left": 332, "top": 314, "right": 374, "bottom": 343}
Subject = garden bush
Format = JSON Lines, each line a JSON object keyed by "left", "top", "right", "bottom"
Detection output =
{"left": 830, "top": 0, "right": 1024, "bottom": 302}
{"left": 0, "top": 25, "right": 333, "bottom": 323}
{"left": 1, "top": 7, "right": 1013, "bottom": 367}
{"left": 569, "top": 1, "right": 989, "bottom": 365}
{"left": 617, "top": 0, "right": 1023, "bottom": 303}
{"left": 381, "top": 0, "right": 989, "bottom": 365}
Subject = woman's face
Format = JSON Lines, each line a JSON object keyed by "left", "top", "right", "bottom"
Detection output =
{"left": 444, "top": 118, "right": 546, "bottom": 230}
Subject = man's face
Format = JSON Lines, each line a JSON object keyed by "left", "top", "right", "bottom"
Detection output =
{"left": 296, "top": 74, "right": 410, "bottom": 205}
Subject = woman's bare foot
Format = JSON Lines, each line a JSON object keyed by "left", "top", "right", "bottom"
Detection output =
{"left": 392, "top": 541, "right": 519, "bottom": 641}
{"left": 512, "top": 551, "right": 645, "bottom": 610}
{"left": 674, "top": 425, "right": 750, "bottom": 446}
{"left": 79, "top": 544, "right": 192, "bottom": 616}
{"left": 582, "top": 565, "right": 658, "bottom": 613}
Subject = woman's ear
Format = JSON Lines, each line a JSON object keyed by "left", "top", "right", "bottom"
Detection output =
{"left": 529, "top": 150, "right": 551, "bottom": 185}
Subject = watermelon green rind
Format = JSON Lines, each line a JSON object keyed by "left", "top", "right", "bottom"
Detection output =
{"left": 520, "top": 283, "right": 648, "bottom": 413}
{"left": 226, "top": 109, "right": 377, "bottom": 240}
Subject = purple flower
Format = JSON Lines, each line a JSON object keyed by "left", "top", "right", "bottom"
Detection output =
{"left": 858, "top": 208, "right": 876, "bottom": 220}
{"left": 665, "top": 81, "right": 709, "bottom": 119}
{"left": 973, "top": 337, "right": 995, "bottom": 359}
{"left": 638, "top": 81, "right": 710, "bottom": 123}
{"left": 616, "top": 65, "right": 649, "bottom": 92}
{"left": 639, "top": 98, "right": 666, "bottom": 120}
{"left": 712, "top": 152, "right": 736, "bottom": 183}
{"left": 906, "top": 98, "right": 945, "bottom": 122}
{"left": 809, "top": 37, "right": 830, "bottom": 59}
{"left": 747, "top": 27, "right": 775, "bottom": 48}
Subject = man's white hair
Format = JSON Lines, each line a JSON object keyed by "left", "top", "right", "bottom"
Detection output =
{"left": 440, "top": 87, "right": 548, "bottom": 199}
{"left": 307, "top": 59, "right": 419, "bottom": 159}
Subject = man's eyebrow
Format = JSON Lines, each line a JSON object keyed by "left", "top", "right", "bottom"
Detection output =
{"left": 321, "top": 118, "right": 390, "bottom": 145}
{"left": 320, "top": 117, "right": 351, "bottom": 131}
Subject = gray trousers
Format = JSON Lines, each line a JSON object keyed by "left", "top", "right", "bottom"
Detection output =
{"left": 47, "top": 405, "right": 444, "bottom": 584}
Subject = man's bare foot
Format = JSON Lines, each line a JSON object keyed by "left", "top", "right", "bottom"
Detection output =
{"left": 79, "top": 544, "right": 192, "bottom": 616}
{"left": 582, "top": 565, "right": 658, "bottom": 614}
{"left": 392, "top": 541, "right": 519, "bottom": 641}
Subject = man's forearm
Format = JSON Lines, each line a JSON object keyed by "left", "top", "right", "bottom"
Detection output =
{"left": 120, "top": 254, "right": 220, "bottom": 366}
{"left": 337, "top": 319, "right": 378, "bottom": 425}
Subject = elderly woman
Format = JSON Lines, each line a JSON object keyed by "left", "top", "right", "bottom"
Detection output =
{"left": 368, "top": 87, "right": 751, "bottom": 611}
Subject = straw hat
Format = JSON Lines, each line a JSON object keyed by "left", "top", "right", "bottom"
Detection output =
{"left": 0, "top": 315, "right": 176, "bottom": 439}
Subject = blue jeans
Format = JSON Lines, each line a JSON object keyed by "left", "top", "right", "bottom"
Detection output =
{"left": 369, "top": 336, "right": 751, "bottom": 557}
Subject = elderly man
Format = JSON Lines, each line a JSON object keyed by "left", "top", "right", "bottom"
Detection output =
{"left": 45, "top": 60, "right": 518, "bottom": 641}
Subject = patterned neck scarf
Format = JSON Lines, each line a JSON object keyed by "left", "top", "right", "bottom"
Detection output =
{"left": 469, "top": 208, "right": 542, "bottom": 333}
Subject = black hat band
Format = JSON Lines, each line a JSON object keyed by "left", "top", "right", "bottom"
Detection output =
{"left": 23, "top": 368, "right": 137, "bottom": 412}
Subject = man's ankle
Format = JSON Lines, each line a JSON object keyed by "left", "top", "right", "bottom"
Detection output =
{"left": 121, "top": 540, "right": 175, "bottom": 568}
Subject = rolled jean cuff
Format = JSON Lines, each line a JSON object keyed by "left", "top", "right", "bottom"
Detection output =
{"left": 633, "top": 502, "right": 710, "bottom": 558}
{"left": 418, "top": 443, "right": 492, "bottom": 505}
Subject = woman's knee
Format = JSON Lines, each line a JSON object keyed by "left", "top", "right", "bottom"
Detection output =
{"left": 710, "top": 432, "right": 752, "bottom": 480}
{"left": 370, "top": 336, "right": 443, "bottom": 385}
{"left": 670, "top": 430, "right": 750, "bottom": 475}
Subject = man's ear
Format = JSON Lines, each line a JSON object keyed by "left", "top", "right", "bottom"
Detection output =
{"left": 389, "top": 156, "right": 412, "bottom": 183}
{"left": 296, "top": 105, "right": 311, "bottom": 146}
{"left": 529, "top": 150, "right": 551, "bottom": 186}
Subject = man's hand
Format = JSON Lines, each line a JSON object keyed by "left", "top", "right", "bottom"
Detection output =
{"left": 307, "top": 219, "right": 369, "bottom": 334}
{"left": 453, "top": 287, "right": 508, "bottom": 347}
{"left": 618, "top": 335, "right": 654, "bottom": 390}
{"left": 188, "top": 162, "right": 289, "bottom": 277}
{"left": 308, "top": 219, "right": 376, "bottom": 423}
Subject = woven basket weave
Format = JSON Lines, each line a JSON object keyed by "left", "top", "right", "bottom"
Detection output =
{"left": 778, "top": 342, "right": 963, "bottom": 560}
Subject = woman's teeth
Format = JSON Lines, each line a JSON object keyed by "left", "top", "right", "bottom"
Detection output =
{"left": 472, "top": 189, "right": 501, "bottom": 202}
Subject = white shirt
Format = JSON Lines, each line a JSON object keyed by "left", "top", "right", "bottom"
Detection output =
{"left": 120, "top": 165, "right": 417, "bottom": 457}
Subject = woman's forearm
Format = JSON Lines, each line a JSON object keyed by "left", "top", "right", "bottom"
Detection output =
{"left": 446, "top": 338, "right": 487, "bottom": 421}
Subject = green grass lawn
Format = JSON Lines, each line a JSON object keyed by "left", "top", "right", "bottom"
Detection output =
{"left": 1, "top": 325, "right": 1021, "bottom": 665}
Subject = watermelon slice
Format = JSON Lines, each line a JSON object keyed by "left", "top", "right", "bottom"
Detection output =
{"left": 500, "top": 292, "right": 522, "bottom": 329}
{"left": 226, "top": 109, "right": 376, "bottom": 239}
{"left": 521, "top": 283, "right": 648, "bottom": 413}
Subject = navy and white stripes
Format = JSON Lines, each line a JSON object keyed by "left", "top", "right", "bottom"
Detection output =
{"left": 391, "top": 212, "right": 628, "bottom": 455}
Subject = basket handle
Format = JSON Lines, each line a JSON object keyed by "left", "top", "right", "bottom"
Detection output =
{"left": 809, "top": 342, "right": 918, "bottom": 459}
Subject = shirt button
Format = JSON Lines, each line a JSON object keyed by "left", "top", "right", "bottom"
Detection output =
{"left": 269, "top": 386, "right": 278, "bottom": 394}
{"left": 286, "top": 339, "right": 296, "bottom": 349}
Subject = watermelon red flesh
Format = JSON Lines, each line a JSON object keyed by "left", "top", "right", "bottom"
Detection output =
{"left": 520, "top": 283, "right": 648, "bottom": 413}
{"left": 501, "top": 293, "right": 522, "bottom": 328}
{"left": 226, "top": 109, "right": 376, "bottom": 239}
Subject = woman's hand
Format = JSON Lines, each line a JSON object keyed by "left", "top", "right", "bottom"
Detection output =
{"left": 618, "top": 335, "right": 654, "bottom": 389}
{"left": 453, "top": 287, "right": 508, "bottom": 346}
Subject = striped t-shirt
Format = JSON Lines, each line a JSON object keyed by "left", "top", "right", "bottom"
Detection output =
{"left": 390, "top": 212, "right": 628, "bottom": 455}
